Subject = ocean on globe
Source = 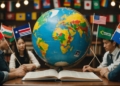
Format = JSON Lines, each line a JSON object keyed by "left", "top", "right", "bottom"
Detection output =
{"left": 32, "top": 7, "right": 92, "bottom": 67}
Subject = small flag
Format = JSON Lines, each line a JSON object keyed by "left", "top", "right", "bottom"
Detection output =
{"left": 74, "top": 0, "right": 81, "bottom": 8}
{"left": 118, "top": 15, "right": 120, "bottom": 23}
{"left": 43, "top": 0, "right": 50, "bottom": 8}
{"left": 101, "top": 0, "right": 108, "bottom": 7}
{"left": 53, "top": 0, "right": 60, "bottom": 8}
{"left": 98, "top": 26, "right": 114, "bottom": 40}
{"left": 16, "top": 13, "right": 25, "bottom": 21}
{"left": 13, "top": 24, "right": 31, "bottom": 39}
{"left": 93, "top": 0, "right": 100, "bottom": 10}
{"left": 106, "top": 15, "right": 116, "bottom": 23}
{"left": 94, "top": 15, "right": 106, "bottom": 25}
{"left": 6, "top": 13, "right": 15, "bottom": 20}
{"left": 84, "top": 0, "right": 91, "bottom": 10}
{"left": 64, "top": 0, "right": 71, "bottom": 7}
{"left": 26, "top": 12, "right": 37, "bottom": 20}
{"left": 7, "top": 1, "right": 13, "bottom": 12}
{"left": 1, "top": 24, "right": 13, "bottom": 38}
{"left": 0, "top": 32, "right": 4, "bottom": 39}
{"left": 34, "top": 0, "right": 41, "bottom": 10}
{"left": 111, "top": 24, "right": 120, "bottom": 44}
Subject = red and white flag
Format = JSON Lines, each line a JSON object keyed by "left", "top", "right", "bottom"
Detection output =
{"left": 7, "top": 1, "right": 13, "bottom": 12}
{"left": 84, "top": 0, "right": 91, "bottom": 10}
{"left": 94, "top": 15, "right": 106, "bottom": 25}
{"left": 53, "top": 0, "right": 60, "bottom": 8}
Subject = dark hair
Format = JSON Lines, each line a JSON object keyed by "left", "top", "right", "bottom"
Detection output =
{"left": 103, "top": 39, "right": 119, "bottom": 47}
{"left": 14, "top": 37, "right": 30, "bottom": 67}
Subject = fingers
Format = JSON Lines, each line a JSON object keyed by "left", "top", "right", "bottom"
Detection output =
{"left": 82, "top": 65, "right": 90, "bottom": 72}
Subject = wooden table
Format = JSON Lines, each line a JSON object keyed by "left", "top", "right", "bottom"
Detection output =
{"left": 3, "top": 69, "right": 120, "bottom": 86}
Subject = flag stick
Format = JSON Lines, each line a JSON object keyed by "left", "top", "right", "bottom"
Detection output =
{"left": 12, "top": 27, "right": 21, "bottom": 65}
{"left": 95, "top": 25, "right": 99, "bottom": 54}
{"left": 89, "top": 48, "right": 101, "bottom": 65}
{"left": 89, "top": 56, "right": 95, "bottom": 66}
{"left": 92, "top": 13, "right": 95, "bottom": 33}
{"left": 28, "top": 22, "right": 32, "bottom": 34}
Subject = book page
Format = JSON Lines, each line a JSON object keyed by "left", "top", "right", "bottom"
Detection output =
{"left": 22, "top": 69, "right": 58, "bottom": 80}
{"left": 58, "top": 70, "right": 102, "bottom": 81}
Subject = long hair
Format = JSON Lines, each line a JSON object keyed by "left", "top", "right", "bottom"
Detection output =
{"left": 14, "top": 37, "right": 30, "bottom": 64}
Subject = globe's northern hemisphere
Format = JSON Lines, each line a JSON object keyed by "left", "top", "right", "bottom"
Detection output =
{"left": 32, "top": 8, "right": 92, "bottom": 67}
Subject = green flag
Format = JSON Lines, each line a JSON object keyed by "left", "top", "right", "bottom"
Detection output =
{"left": 97, "top": 26, "right": 114, "bottom": 40}
{"left": 93, "top": 0, "right": 100, "bottom": 10}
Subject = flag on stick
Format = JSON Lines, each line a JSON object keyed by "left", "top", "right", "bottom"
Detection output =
{"left": 93, "top": 15, "right": 106, "bottom": 25}
{"left": 97, "top": 26, "right": 114, "bottom": 40}
{"left": 1, "top": 24, "right": 13, "bottom": 38}
{"left": 111, "top": 23, "right": 120, "bottom": 44}
{"left": 1, "top": 24, "right": 14, "bottom": 42}
{"left": 13, "top": 23, "right": 31, "bottom": 39}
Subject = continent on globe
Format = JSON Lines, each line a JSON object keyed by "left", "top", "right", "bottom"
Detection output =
{"left": 32, "top": 7, "right": 92, "bottom": 67}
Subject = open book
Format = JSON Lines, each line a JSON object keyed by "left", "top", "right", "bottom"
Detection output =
{"left": 22, "top": 69, "right": 102, "bottom": 81}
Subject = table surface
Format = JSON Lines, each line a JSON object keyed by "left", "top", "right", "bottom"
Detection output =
{"left": 3, "top": 69, "right": 120, "bottom": 86}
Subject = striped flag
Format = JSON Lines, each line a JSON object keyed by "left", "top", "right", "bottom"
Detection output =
{"left": 111, "top": 23, "right": 120, "bottom": 44}
{"left": 74, "top": 0, "right": 81, "bottom": 8}
{"left": 13, "top": 24, "right": 31, "bottom": 39}
{"left": 34, "top": 0, "right": 41, "bottom": 10}
{"left": 1, "top": 24, "right": 13, "bottom": 38}
{"left": 101, "top": 0, "right": 108, "bottom": 7}
{"left": 93, "top": 15, "right": 106, "bottom": 25}
{"left": 1, "top": 24, "right": 14, "bottom": 42}
{"left": 64, "top": 0, "right": 71, "bottom": 7}
{"left": 43, "top": 0, "right": 50, "bottom": 8}
{"left": 7, "top": 1, "right": 13, "bottom": 12}
{"left": 106, "top": 15, "right": 116, "bottom": 23}
{"left": 53, "top": 0, "right": 60, "bottom": 8}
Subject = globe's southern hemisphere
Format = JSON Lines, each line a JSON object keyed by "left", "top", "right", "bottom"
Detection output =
{"left": 32, "top": 8, "right": 92, "bottom": 67}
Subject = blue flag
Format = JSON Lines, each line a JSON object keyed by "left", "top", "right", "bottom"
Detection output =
{"left": 111, "top": 24, "right": 120, "bottom": 44}
{"left": 13, "top": 24, "right": 31, "bottom": 39}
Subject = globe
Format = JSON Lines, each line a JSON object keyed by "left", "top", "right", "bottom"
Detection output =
{"left": 32, "top": 8, "right": 92, "bottom": 67}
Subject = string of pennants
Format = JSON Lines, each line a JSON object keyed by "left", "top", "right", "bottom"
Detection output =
{"left": 4, "top": 0, "right": 119, "bottom": 12}
{"left": 0, "top": 12, "right": 120, "bottom": 23}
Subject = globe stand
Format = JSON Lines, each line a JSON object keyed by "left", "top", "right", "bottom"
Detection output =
{"left": 56, "top": 66, "right": 63, "bottom": 73}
